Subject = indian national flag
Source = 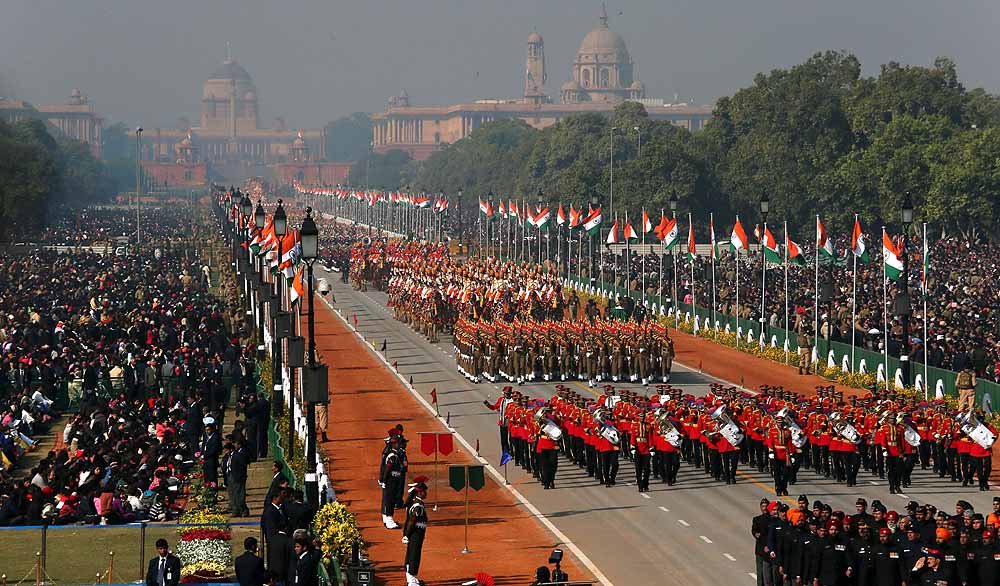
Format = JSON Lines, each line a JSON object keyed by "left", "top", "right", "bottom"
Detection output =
{"left": 686, "top": 217, "right": 697, "bottom": 260}
{"left": 710, "top": 215, "right": 720, "bottom": 260}
{"left": 508, "top": 200, "right": 520, "bottom": 222}
{"left": 851, "top": 217, "right": 870, "bottom": 263}
{"left": 479, "top": 198, "right": 494, "bottom": 218}
{"left": 658, "top": 217, "right": 679, "bottom": 249}
{"left": 642, "top": 210, "right": 653, "bottom": 233}
{"left": 289, "top": 264, "right": 305, "bottom": 305}
{"left": 583, "top": 206, "right": 603, "bottom": 235}
{"left": 498, "top": 200, "right": 507, "bottom": 218}
{"left": 882, "top": 229, "right": 903, "bottom": 281}
{"left": 730, "top": 217, "right": 748, "bottom": 253}
{"left": 557, "top": 204, "right": 567, "bottom": 227}
{"left": 533, "top": 207, "right": 551, "bottom": 229}
{"left": 569, "top": 205, "right": 582, "bottom": 229}
{"left": 606, "top": 219, "right": 621, "bottom": 244}
{"left": 786, "top": 234, "right": 806, "bottom": 266}
{"left": 762, "top": 226, "right": 781, "bottom": 263}
{"left": 624, "top": 219, "right": 638, "bottom": 242}
{"left": 816, "top": 216, "right": 834, "bottom": 258}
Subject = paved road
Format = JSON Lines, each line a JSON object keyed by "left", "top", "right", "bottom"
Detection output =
{"left": 321, "top": 269, "right": 997, "bottom": 586}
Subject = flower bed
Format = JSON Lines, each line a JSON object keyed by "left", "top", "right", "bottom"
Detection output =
{"left": 312, "top": 502, "right": 366, "bottom": 566}
{"left": 177, "top": 510, "right": 232, "bottom": 582}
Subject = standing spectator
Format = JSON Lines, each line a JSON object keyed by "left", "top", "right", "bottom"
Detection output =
{"left": 235, "top": 537, "right": 267, "bottom": 586}
{"left": 227, "top": 437, "right": 250, "bottom": 517}
{"left": 146, "top": 539, "right": 181, "bottom": 586}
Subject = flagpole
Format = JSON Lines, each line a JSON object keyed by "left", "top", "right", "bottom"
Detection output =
{"left": 735, "top": 223, "right": 740, "bottom": 350}
{"left": 673, "top": 212, "right": 678, "bottom": 331}
{"left": 625, "top": 213, "right": 631, "bottom": 299}
{"left": 784, "top": 220, "right": 789, "bottom": 365}
{"left": 814, "top": 215, "right": 820, "bottom": 366}
{"left": 922, "top": 221, "right": 928, "bottom": 400}
{"left": 658, "top": 209, "right": 664, "bottom": 313}
{"left": 711, "top": 212, "right": 716, "bottom": 338}
{"left": 882, "top": 226, "right": 889, "bottom": 389}
{"left": 851, "top": 239, "right": 857, "bottom": 371}
{"left": 761, "top": 221, "right": 767, "bottom": 348}
{"left": 641, "top": 209, "right": 647, "bottom": 308}
{"left": 689, "top": 213, "right": 695, "bottom": 330}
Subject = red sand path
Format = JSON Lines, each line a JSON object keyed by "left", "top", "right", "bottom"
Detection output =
{"left": 311, "top": 298, "right": 589, "bottom": 586}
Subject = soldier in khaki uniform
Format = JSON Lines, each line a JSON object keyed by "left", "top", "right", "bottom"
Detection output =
{"left": 797, "top": 328, "right": 812, "bottom": 375}
{"left": 660, "top": 334, "right": 675, "bottom": 383}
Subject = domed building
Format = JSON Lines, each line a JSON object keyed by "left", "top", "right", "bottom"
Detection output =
{"left": 200, "top": 59, "right": 259, "bottom": 133}
{"left": 137, "top": 52, "right": 351, "bottom": 187}
{"left": 562, "top": 12, "right": 644, "bottom": 104}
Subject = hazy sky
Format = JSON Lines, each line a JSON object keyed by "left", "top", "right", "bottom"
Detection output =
{"left": 2, "top": 0, "right": 997, "bottom": 130}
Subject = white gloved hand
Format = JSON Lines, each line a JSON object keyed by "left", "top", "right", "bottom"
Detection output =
{"left": 769, "top": 453, "right": 775, "bottom": 460}
{"left": 379, "top": 482, "right": 385, "bottom": 489}
{"left": 882, "top": 451, "right": 888, "bottom": 457}
{"left": 402, "top": 536, "right": 409, "bottom": 544}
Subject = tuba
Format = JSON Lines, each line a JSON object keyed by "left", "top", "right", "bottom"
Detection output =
{"left": 897, "top": 413, "right": 921, "bottom": 448}
{"left": 593, "top": 407, "right": 620, "bottom": 446}
{"left": 709, "top": 405, "right": 745, "bottom": 446}
{"left": 654, "top": 409, "right": 683, "bottom": 448}
{"left": 534, "top": 406, "right": 563, "bottom": 441}
{"left": 776, "top": 407, "right": 808, "bottom": 448}
{"left": 829, "top": 411, "right": 861, "bottom": 444}
{"left": 958, "top": 410, "right": 996, "bottom": 450}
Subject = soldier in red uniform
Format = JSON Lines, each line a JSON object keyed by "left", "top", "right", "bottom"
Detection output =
{"left": 630, "top": 411, "right": 653, "bottom": 492}
{"left": 767, "top": 419, "right": 794, "bottom": 496}
{"left": 875, "top": 414, "right": 904, "bottom": 494}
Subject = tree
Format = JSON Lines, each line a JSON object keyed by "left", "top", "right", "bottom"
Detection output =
{"left": 348, "top": 149, "right": 412, "bottom": 189}
{"left": 324, "top": 113, "right": 373, "bottom": 162}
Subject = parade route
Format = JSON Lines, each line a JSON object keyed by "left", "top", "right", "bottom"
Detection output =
{"left": 321, "top": 268, "right": 1000, "bottom": 586}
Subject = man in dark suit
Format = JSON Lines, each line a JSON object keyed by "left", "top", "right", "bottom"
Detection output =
{"left": 288, "top": 536, "right": 320, "bottom": 586}
{"left": 261, "top": 490, "right": 289, "bottom": 541}
{"left": 266, "top": 527, "right": 293, "bottom": 585}
{"left": 146, "top": 539, "right": 181, "bottom": 586}
{"left": 201, "top": 419, "right": 222, "bottom": 486}
{"left": 265, "top": 461, "right": 290, "bottom": 507}
{"left": 227, "top": 437, "right": 251, "bottom": 517}
{"left": 235, "top": 536, "right": 267, "bottom": 586}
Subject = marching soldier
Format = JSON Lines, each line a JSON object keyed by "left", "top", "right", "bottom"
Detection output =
{"left": 483, "top": 386, "right": 515, "bottom": 458}
{"left": 660, "top": 333, "right": 675, "bottom": 383}
{"left": 767, "top": 419, "right": 794, "bottom": 496}
{"left": 797, "top": 328, "right": 811, "bottom": 375}
{"left": 631, "top": 411, "right": 653, "bottom": 492}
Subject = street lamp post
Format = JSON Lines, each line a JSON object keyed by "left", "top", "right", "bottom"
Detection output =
{"left": 272, "top": 199, "right": 287, "bottom": 420}
{"left": 135, "top": 127, "right": 143, "bottom": 254}
{"left": 760, "top": 194, "right": 770, "bottom": 345}
{"left": 254, "top": 200, "right": 266, "bottom": 358}
{"left": 537, "top": 190, "right": 544, "bottom": 267}
{"left": 633, "top": 126, "right": 642, "bottom": 159}
{"left": 898, "top": 192, "right": 914, "bottom": 386}
{"left": 300, "top": 207, "right": 320, "bottom": 508}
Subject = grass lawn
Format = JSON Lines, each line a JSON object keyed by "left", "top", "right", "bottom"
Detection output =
{"left": 0, "top": 524, "right": 260, "bottom": 585}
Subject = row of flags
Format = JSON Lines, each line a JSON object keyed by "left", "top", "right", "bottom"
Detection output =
{"left": 293, "top": 182, "right": 450, "bottom": 214}
{"left": 226, "top": 192, "right": 308, "bottom": 305}
{"left": 478, "top": 197, "right": 923, "bottom": 282}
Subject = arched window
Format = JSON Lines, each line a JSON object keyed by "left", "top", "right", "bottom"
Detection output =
{"left": 434, "top": 132, "right": 441, "bottom": 143}
{"left": 599, "top": 68, "right": 610, "bottom": 88}
{"left": 297, "top": 171, "right": 305, "bottom": 182}
{"left": 582, "top": 69, "right": 591, "bottom": 87}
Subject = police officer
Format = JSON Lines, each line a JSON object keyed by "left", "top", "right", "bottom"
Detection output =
{"left": 380, "top": 433, "right": 403, "bottom": 529}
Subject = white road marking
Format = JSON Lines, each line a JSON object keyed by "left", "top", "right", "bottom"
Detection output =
{"left": 641, "top": 493, "right": 651, "bottom": 499}
{"left": 898, "top": 494, "right": 909, "bottom": 499}
{"left": 700, "top": 535, "right": 713, "bottom": 544}
{"left": 748, "top": 573, "right": 757, "bottom": 581}
{"left": 869, "top": 481, "right": 879, "bottom": 485}
{"left": 678, "top": 519, "right": 690, "bottom": 527}
{"left": 658, "top": 506, "right": 670, "bottom": 512}
{"left": 724, "top": 553, "right": 736, "bottom": 561}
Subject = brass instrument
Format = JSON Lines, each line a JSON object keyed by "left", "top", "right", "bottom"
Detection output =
{"left": 829, "top": 411, "right": 861, "bottom": 444}
{"left": 654, "top": 408, "right": 683, "bottom": 448}
{"left": 776, "top": 407, "right": 808, "bottom": 448}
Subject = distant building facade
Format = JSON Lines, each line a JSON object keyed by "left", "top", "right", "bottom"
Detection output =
{"left": 372, "top": 13, "right": 711, "bottom": 161}
{"left": 139, "top": 55, "right": 348, "bottom": 186}
{"left": 0, "top": 89, "right": 104, "bottom": 158}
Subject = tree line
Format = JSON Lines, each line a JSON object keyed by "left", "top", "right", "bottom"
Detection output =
{"left": 356, "top": 51, "right": 1000, "bottom": 239}
{"left": 0, "top": 118, "right": 122, "bottom": 240}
